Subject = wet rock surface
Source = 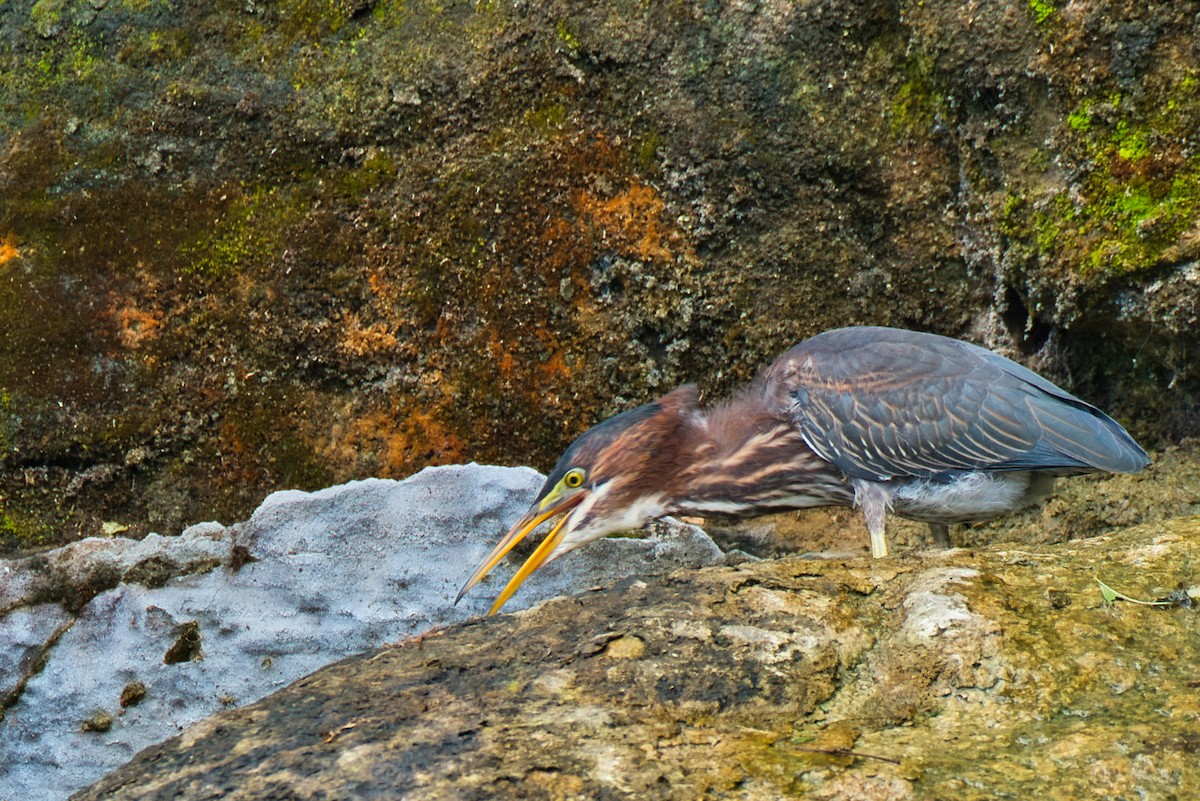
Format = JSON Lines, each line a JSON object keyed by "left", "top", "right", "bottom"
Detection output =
{"left": 2, "top": 0, "right": 1198, "bottom": 549}
{"left": 74, "top": 516, "right": 1200, "bottom": 801}
{"left": 0, "top": 465, "right": 725, "bottom": 801}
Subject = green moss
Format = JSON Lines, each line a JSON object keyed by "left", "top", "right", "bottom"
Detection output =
{"left": 1112, "top": 120, "right": 1151, "bottom": 161}
{"left": 0, "top": 511, "right": 26, "bottom": 542}
{"left": 277, "top": 0, "right": 349, "bottom": 41}
{"left": 115, "top": 0, "right": 163, "bottom": 11}
{"left": 1028, "top": 0, "right": 1056, "bottom": 24}
{"left": 0, "top": 24, "right": 109, "bottom": 129}
{"left": 1005, "top": 65, "right": 1200, "bottom": 282}
{"left": 1027, "top": 147, "right": 1051, "bottom": 172}
{"left": 1113, "top": 183, "right": 1156, "bottom": 220}
{"left": 35, "top": 32, "right": 102, "bottom": 89}
{"left": 889, "top": 53, "right": 945, "bottom": 138}
{"left": 30, "top": 0, "right": 65, "bottom": 38}
{"left": 1066, "top": 104, "right": 1092, "bottom": 133}
{"left": 0, "top": 422, "right": 11, "bottom": 463}
{"left": 181, "top": 186, "right": 311, "bottom": 280}
{"left": 1011, "top": 152, "right": 1200, "bottom": 279}
{"left": 524, "top": 100, "right": 568, "bottom": 132}
{"left": 635, "top": 132, "right": 664, "bottom": 174}
{"left": 1081, "top": 149, "right": 1200, "bottom": 276}
{"left": 118, "top": 28, "right": 193, "bottom": 66}
{"left": 1030, "top": 210, "right": 1058, "bottom": 255}
{"left": 331, "top": 150, "right": 398, "bottom": 198}
{"left": 555, "top": 20, "right": 580, "bottom": 52}
{"left": 0, "top": 506, "right": 51, "bottom": 551}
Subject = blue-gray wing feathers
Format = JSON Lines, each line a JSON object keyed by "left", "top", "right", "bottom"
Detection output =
{"left": 773, "top": 327, "right": 1149, "bottom": 481}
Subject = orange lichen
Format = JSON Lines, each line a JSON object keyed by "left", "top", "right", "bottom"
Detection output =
{"left": 539, "top": 349, "right": 572, "bottom": 383}
{"left": 329, "top": 402, "right": 467, "bottom": 476}
{"left": 0, "top": 234, "right": 21, "bottom": 265}
{"left": 339, "top": 313, "right": 400, "bottom": 357}
{"left": 116, "top": 305, "right": 165, "bottom": 349}
{"left": 366, "top": 263, "right": 396, "bottom": 299}
{"left": 217, "top": 419, "right": 273, "bottom": 489}
{"left": 485, "top": 336, "right": 518, "bottom": 380}
{"left": 572, "top": 180, "right": 680, "bottom": 264}
{"left": 515, "top": 135, "right": 693, "bottom": 293}
{"left": 537, "top": 216, "right": 583, "bottom": 274}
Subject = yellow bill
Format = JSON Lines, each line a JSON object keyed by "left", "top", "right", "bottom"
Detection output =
{"left": 455, "top": 489, "right": 586, "bottom": 614}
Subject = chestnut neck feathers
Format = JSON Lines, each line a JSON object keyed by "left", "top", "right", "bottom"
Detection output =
{"left": 625, "top": 385, "right": 852, "bottom": 517}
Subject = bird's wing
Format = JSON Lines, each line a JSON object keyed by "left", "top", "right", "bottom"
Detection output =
{"left": 769, "top": 327, "right": 1148, "bottom": 480}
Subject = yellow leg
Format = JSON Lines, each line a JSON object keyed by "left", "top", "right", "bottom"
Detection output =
{"left": 854, "top": 480, "right": 890, "bottom": 558}
{"left": 869, "top": 526, "right": 889, "bottom": 559}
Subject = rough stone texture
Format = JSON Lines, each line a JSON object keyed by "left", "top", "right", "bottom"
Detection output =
{"left": 73, "top": 516, "right": 1200, "bottom": 800}
{"left": 0, "top": 464, "right": 725, "bottom": 801}
{"left": 0, "top": 523, "right": 230, "bottom": 616}
{"left": 2, "top": 0, "right": 1198, "bottom": 550}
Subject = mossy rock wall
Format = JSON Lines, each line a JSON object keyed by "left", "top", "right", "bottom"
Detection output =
{"left": 1, "top": 0, "right": 1197, "bottom": 548}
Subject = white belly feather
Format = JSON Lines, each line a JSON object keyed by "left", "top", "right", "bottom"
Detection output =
{"left": 885, "top": 471, "right": 1056, "bottom": 524}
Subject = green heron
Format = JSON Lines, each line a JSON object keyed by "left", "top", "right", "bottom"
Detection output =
{"left": 458, "top": 326, "right": 1149, "bottom": 615}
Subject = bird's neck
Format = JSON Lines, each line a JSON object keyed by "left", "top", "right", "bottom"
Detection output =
{"left": 669, "top": 393, "right": 851, "bottom": 517}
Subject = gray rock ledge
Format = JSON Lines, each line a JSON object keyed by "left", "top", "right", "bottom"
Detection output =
{"left": 0, "top": 464, "right": 724, "bottom": 801}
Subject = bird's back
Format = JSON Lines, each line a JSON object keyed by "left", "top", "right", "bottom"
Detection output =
{"left": 764, "top": 327, "right": 1149, "bottom": 481}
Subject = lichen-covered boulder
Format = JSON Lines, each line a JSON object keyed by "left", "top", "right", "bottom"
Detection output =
{"left": 75, "top": 517, "right": 1200, "bottom": 800}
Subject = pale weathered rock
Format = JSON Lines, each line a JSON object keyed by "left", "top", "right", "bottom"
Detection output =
{"left": 0, "top": 524, "right": 230, "bottom": 616}
{"left": 0, "top": 464, "right": 724, "bottom": 801}
{"left": 72, "top": 516, "right": 1200, "bottom": 801}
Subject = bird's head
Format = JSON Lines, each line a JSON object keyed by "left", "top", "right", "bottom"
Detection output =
{"left": 456, "top": 385, "right": 698, "bottom": 615}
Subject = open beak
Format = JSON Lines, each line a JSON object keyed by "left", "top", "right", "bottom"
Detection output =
{"left": 455, "top": 490, "right": 588, "bottom": 615}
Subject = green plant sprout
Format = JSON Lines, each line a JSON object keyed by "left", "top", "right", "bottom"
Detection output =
{"left": 1095, "top": 578, "right": 1173, "bottom": 607}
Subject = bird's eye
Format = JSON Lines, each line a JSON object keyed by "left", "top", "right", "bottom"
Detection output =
{"left": 563, "top": 468, "right": 585, "bottom": 488}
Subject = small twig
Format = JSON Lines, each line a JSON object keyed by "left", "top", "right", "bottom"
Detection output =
{"left": 322, "top": 719, "right": 364, "bottom": 744}
{"left": 788, "top": 745, "right": 901, "bottom": 765}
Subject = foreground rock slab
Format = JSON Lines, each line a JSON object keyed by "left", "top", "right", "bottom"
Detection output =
{"left": 0, "top": 465, "right": 723, "bottom": 801}
{"left": 75, "top": 516, "right": 1199, "bottom": 800}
